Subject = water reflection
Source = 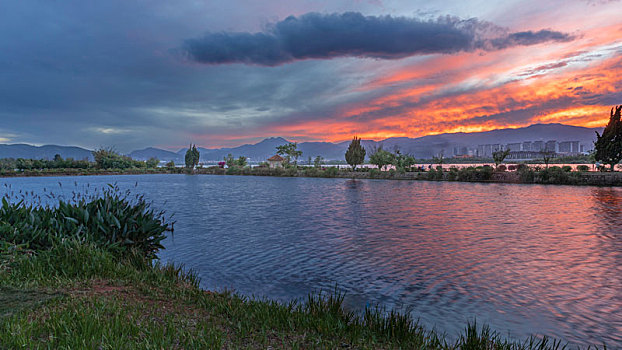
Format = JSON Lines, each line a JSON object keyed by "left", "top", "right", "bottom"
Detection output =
{"left": 1, "top": 175, "right": 621, "bottom": 347}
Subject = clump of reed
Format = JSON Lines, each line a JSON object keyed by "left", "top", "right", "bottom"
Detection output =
{"left": 0, "top": 183, "right": 169, "bottom": 259}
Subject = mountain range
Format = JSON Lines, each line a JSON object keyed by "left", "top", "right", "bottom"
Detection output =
{"left": 0, "top": 123, "right": 602, "bottom": 162}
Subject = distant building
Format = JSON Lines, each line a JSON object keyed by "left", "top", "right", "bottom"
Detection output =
{"left": 506, "top": 143, "right": 522, "bottom": 151}
{"left": 522, "top": 141, "right": 532, "bottom": 151}
{"left": 532, "top": 141, "right": 544, "bottom": 151}
{"left": 558, "top": 141, "right": 580, "bottom": 154}
{"left": 545, "top": 140, "right": 557, "bottom": 153}
{"left": 506, "top": 151, "right": 558, "bottom": 161}
{"left": 453, "top": 146, "right": 468, "bottom": 156}
{"left": 267, "top": 154, "right": 285, "bottom": 168}
{"left": 477, "top": 144, "right": 493, "bottom": 157}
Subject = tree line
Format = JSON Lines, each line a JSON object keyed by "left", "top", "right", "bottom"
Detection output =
{"left": 0, "top": 149, "right": 161, "bottom": 171}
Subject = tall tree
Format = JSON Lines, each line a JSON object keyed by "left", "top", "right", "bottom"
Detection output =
{"left": 594, "top": 105, "right": 622, "bottom": 171}
{"left": 345, "top": 136, "right": 366, "bottom": 171}
{"left": 276, "top": 142, "right": 302, "bottom": 166}
{"left": 185, "top": 144, "right": 200, "bottom": 169}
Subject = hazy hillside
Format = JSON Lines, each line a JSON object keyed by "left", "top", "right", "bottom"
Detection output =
{"left": 173, "top": 123, "right": 601, "bottom": 161}
{"left": 129, "top": 147, "right": 183, "bottom": 162}
{"left": 176, "top": 137, "right": 292, "bottom": 162}
{"left": 1, "top": 124, "right": 602, "bottom": 162}
{"left": 0, "top": 144, "right": 93, "bottom": 161}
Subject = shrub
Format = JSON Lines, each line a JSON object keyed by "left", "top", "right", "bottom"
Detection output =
{"left": 561, "top": 166, "right": 572, "bottom": 172}
{"left": 496, "top": 164, "right": 507, "bottom": 172}
{"left": 518, "top": 167, "right": 535, "bottom": 183}
{"left": 323, "top": 167, "right": 339, "bottom": 177}
{"left": 516, "top": 164, "right": 529, "bottom": 172}
{"left": 456, "top": 166, "right": 493, "bottom": 181}
{"left": 577, "top": 165, "right": 589, "bottom": 172}
{"left": 226, "top": 166, "right": 241, "bottom": 175}
{"left": 303, "top": 167, "right": 321, "bottom": 177}
{"left": 507, "top": 165, "right": 517, "bottom": 171}
{"left": 536, "top": 167, "right": 572, "bottom": 184}
{"left": 447, "top": 167, "right": 458, "bottom": 181}
{"left": 427, "top": 168, "right": 444, "bottom": 180}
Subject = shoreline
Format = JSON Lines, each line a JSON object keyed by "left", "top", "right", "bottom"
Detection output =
{"left": 2, "top": 167, "right": 622, "bottom": 186}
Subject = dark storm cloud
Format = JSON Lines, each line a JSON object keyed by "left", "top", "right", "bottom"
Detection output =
{"left": 183, "top": 12, "right": 575, "bottom": 66}
{"left": 488, "top": 30, "right": 575, "bottom": 50}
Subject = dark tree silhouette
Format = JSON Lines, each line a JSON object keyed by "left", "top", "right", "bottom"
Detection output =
{"left": 594, "top": 105, "right": 622, "bottom": 171}
{"left": 345, "top": 136, "right": 366, "bottom": 171}
{"left": 185, "top": 144, "right": 200, "bottom": 169}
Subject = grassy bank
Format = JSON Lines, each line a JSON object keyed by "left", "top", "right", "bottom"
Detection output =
{"left": 201, "top": 165, "right": 622, "bottom": 186}
{"left": 0, "top": 167, "right": 183, "bottom": 178}
{"left": 3, "top": 164, "right": 622, "bottom": 186}
{"left": 0, "top": 189, "right": 605, "bottom": 348}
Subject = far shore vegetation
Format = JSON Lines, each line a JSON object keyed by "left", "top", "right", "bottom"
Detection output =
{"left": 1, "top": 105, "right": 622, "bottom": 187}
{"left": 0, "top": 186, "right": 606, "bottom": 348}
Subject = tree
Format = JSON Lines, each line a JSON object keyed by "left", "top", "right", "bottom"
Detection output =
{"left": 594, "top": 105, "right": 622, "bottom": 171}
{"left": 393, "top": 149, "right": 416, "bottom": 172}
{"left": 92, "top": 148, "right": 135, "bottom": 169}
{"left": 224, "top": 153, "right": 235, "bottom": 168}
{"left": 368, "top": 145, "right": 394, "bottom": 171}
{"left": 146, "top": 157, "right": 160, "bottom": 168}
{"left": 345, "top": 136, "right": 366, "bottom": 171}
{"left": 236, "top": 156, "right": 247, "bottom": 167}
{"left": 185, "top": 144, "right": 200, "bottom": 169}
{"left": 492, "top": 149, "right": 511, "bottom": 169}
{"left": 541, "top": 151, "right": 554, "bottom": 169}
{"left": 276, "top": 142, "right": 302, "bottom": 165}
{"left": 15, "top": 158, "right": 33, "bottom": 170}
{"left": 313, "top": 155, "right": 324, "bottom": 168}
{"left": 165, "top": 160, "right": 176, "bottom": 169}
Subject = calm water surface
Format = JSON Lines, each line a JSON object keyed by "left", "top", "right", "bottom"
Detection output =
{"left": 2, "top": 174, "right": 621, "bottom": 347}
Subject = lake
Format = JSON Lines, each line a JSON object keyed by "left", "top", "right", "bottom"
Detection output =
{"left": 2, "top": 174, "right": 621, "bottom": 346}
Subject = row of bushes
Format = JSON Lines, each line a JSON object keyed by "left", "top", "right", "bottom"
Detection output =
{"left": 518, "top": 166, "right": 585, "bottom": 185}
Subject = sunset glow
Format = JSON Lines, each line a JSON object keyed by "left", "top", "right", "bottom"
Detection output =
{"left": 0, "top": 1, "right": 620, "bottom": 150}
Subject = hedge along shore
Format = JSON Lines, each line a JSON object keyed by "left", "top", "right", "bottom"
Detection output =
{"left": 2, "top": 165, "right": 622, "bottom": 186}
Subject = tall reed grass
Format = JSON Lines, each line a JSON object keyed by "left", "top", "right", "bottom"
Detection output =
{"left": 0, "top": 183, "right": 169, "bottom": 259}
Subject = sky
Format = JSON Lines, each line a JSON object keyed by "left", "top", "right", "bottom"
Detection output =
{"left": 1, "top": 0, "right": 621, "bottom": 152}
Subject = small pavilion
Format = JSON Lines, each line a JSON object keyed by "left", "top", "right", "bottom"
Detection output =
{"left": 267, "top": 154, "right": 285, "bottom": 168}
